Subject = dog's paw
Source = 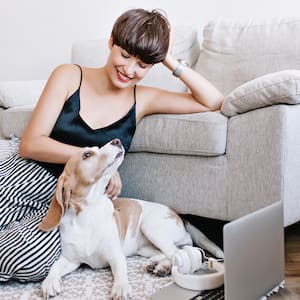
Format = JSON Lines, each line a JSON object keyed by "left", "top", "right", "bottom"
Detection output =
{"left": 145, "top": 260, "right": 156, "bottom": 273}
{"left": 145, "top": 254, "right": 165, "bottom": 273}
{"left": 146, "top": 258, "right": 172, "bottom": 276}
{"left": 153, "top": 258, "right": 172, "bottom": 276}
{"left": 146, "top": 255, "right": 172, "bottom": 276}
{"left": 41, "top": 274, "right": 62, "bottom": 299}
{"left": 111, "top": 280, "right": 132, "bottom": 300}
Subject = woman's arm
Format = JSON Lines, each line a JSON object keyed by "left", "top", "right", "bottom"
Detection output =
{"left": 136, "top": 53, "right": 224, "bottom": 120}
{"left": 19, "top": 64, "right": 82, "bottom": 163}
{"left": 20, "top": 64, "right": 122, "bottom": 199}
{"left": 163, "top": 54, "right": 224, "bottom": 111}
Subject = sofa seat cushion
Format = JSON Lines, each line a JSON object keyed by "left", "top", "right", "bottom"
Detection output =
{"left": 1, "top": 105, "right": 34, "bottom": 138}
{"left": 2, "top": 106, "right": 227, "bottom": 157}
{"left": 130, "top": 111, "right": 227, "bottom": 156}
{"left": 0, "top": 135, "right": 20, "bottom": 161}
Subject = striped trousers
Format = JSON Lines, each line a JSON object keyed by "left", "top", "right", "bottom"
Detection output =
{"left": 0, "top": 153, "right": 61, "bottom": 282}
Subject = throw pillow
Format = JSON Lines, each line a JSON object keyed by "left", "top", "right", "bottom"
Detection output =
{"left": 221, "top": 70, "right": 300, "bottom": 117}
{"left": 0, "top": 80, "right": 46, "bottom": 108}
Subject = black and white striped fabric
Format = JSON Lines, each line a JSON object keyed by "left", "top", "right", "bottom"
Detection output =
{"left": 0, "top": 152, "right": 61, "bottom": 282}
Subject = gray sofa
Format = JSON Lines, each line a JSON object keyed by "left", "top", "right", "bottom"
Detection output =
{"left": 1, "top": 18, "right": 300, "bottom": 226}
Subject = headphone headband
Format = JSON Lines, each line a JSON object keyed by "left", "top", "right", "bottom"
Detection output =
{"left": 172, "top": 246, "right": 225, "bottom": 291}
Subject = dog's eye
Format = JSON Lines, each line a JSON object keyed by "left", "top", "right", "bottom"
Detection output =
{"left": 82, "top": 151, "right": 93, "bottom": 160}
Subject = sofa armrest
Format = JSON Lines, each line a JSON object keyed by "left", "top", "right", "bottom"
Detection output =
{"left": 221, "top": 70, "right": 300, "bottom": 117}
{"left": 226, "top": 104, "right": 300, "bottom": 226}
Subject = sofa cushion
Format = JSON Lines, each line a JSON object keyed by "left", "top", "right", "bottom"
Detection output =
{"left": 71, "top": 26, "right": 200, "bottom": 92}
{"left": 2, "top": 105, "right": 227, "bottom": 157}
{"left": 0, "top": 80, "right": 45, "bottom": 108}
{"left": 0, "top": 135, "right": 19, "bottom": 161}
{"left": 221, "top": 70, "right": 300, "bottom": 117}
{"left": 1, "top": 105, "right": 34, "bottom": 138}
{"left": 130, "top": 111, "right": 227, "bottom": 156}
{"left": 196, "top": 18, "right": 300, "bottom": 96}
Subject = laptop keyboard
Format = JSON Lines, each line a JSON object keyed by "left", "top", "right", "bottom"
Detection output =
{"left": 189, "top": 285, "right": 224, "bottom": 300}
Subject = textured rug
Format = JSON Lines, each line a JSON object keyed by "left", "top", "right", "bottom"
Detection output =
{"left": 0, "top": 256, "right": 172, "bottom": 300}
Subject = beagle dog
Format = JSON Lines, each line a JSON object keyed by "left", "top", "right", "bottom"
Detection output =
{"left": 39, "top": 139, "right": 223, "bottom": 300}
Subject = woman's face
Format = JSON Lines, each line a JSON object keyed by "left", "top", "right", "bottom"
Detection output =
{"left": 106, "top": 41, "right": 153, "bottom": 88}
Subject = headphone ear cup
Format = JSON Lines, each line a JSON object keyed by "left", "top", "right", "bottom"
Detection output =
{"left": 172, "top": 249, "right": 191, "bottom": 274}
{"left": 182, "top": 246, "right": 203, "bottom": 273}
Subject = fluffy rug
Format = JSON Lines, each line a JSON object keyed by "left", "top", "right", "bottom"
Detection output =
{"left": 0, "top": 256, "right": 172, "bottom": 300}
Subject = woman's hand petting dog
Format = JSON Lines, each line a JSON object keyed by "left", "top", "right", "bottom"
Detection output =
{"left": 106, "top": 171, "right": 122, "bottom": 200}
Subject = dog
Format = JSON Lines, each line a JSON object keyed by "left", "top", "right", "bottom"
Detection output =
{"left": 38, "top": 139, "right": 223, "bottom": 299}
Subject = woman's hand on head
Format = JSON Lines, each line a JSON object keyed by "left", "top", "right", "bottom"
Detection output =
{"left": 162, "top": 27, "right": 174, "bottom": 67}
{"left": 106, "top": 171, "right": 122, "bottom": 200}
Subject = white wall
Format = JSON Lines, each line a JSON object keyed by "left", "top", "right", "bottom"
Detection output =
{"left": 0, "top": 0, "right": 299, "bottom": 81}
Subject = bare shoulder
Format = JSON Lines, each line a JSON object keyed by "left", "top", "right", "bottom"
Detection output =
{"left": 34, "top": 64, "right": 83, "bottom": 111}
{"left": 47, "top": 64, "right": 82, "bottom": 95}
{"left": 135, "top": 85, "right": 162, "bottom": 120}
{"left": 51, "top": 63, "right": 81, "bottom": 76}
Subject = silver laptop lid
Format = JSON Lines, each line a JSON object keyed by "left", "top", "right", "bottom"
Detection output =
{"left": 224, "top": 201, "right": 285, "bottom": 300}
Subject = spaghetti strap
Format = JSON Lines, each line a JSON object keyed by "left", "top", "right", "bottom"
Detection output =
{"left": 133, "top": 85, "right": 137, "bottom": 103}
{"left": 74, "top": 64, "right": 83, "bottom": 89}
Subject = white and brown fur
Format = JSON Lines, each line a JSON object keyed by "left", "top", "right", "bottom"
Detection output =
{"left": 39, "top": 139, "right": 223, "bottom": 300}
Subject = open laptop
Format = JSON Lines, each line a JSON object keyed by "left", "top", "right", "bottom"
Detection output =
{"left": 151, "top": 201, "right": 285, "bottom": 300}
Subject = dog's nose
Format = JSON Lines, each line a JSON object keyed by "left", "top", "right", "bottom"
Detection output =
{"left": 111, "top": 139, "right": 122, "bottom": 148}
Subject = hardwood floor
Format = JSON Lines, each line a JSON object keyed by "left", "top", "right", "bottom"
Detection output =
{"left": 285, "top": 221, "right": 300, "bottom": 296}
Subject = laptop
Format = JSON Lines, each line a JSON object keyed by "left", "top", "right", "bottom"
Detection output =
{"left": 151, "top": 201, "right": 285, "bottom": 300}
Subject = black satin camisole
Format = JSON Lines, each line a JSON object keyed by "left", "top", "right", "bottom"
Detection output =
{"left": 38, "top": 65, "right": 136, "bottom": 177}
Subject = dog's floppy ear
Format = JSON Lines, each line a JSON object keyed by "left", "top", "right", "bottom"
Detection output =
{"left": 38, "top": 173, "right": 72, "bottom": 231}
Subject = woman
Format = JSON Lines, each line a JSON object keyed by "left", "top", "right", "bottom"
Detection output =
{"left": 0, "top": 8, "right": 223, "bottom": 282}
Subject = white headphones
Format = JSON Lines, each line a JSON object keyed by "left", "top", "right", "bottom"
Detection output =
{"left": 172, "top": 245, "right": 225, "bottom": 291}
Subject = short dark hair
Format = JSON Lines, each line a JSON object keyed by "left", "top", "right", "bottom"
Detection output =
{"left": 111, "top": 8, "right": 170, "bottom": 64}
